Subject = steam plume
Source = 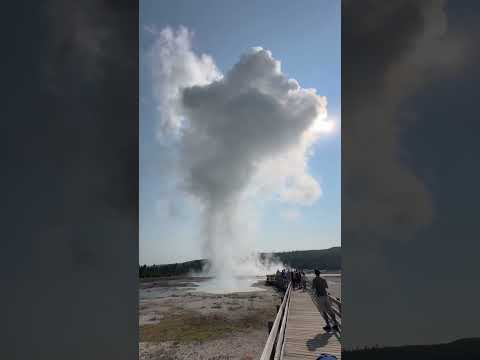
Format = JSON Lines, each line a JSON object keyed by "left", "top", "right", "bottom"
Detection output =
{"left": 149, "top": 27, "right": 331, "bottom": 281}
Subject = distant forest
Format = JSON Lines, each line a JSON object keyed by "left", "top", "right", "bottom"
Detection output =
{"left": 139, "top": 247, "right": 340, "bottom": 278}
{"left": 263, "top": 247, "right": 340, "bottom": 271}
{"left": 344, "top": 338, "right": 480, "bottom": 359}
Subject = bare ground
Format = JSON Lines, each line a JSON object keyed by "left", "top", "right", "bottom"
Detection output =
{"left": 139, "top": 278, "right": 282, "bottom": 360}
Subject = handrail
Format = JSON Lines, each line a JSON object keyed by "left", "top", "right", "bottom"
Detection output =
{"left": 310, "top": 289, "right": 342, "bottom": 330}
{"left": 262, "top": 273, "right": 341, "bottom": 359}
{"left": 273, "top": 283, "right": 291, "bottom": 360}
{"left": 328, "top": 295, "right": 342, "bottom": 310}
{"left": 307, "top": 288, "right": 341, "bottom": 312}
{"left": 260, "top": 281, "right": 292, "bottom": 360}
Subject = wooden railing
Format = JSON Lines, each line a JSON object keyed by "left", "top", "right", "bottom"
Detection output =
{"left": 328, "top": 294, "right": 342, "bottom": 320}
{"left": 311, "top": 290, "right": 342, "bottom": 330}
{"left": 268, "top": 274, "right": 289, "bottom": 291}
{"left": 265, "top": 274, "right": 276, "bottom": 285}
{"left": 260, "top": 281, "right": 292, "bottom": 360}
{"left": 261, "top": 273, "right": 342, "bottom": 358}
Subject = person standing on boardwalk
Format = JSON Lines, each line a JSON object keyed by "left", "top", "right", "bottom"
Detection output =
{"left": 295, "top": 271, "right": 301, "bottom": 290}
{"left": 301, "top": 271, "right": 307, "bottom": 290}
{"left": 312, "top": 269, "right": 338, "bottom": 332}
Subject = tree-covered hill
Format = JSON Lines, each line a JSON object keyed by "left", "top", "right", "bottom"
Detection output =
{"left": 139, "top": 247, "right": 340, "bottom": 278}
{"left": 263, "top": 247, "right": 340, "bottom": 271}
{"left": 139, "top": 259, "right": 207, "bottom": 278}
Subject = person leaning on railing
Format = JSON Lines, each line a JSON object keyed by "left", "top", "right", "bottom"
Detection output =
{"left": 312, "top": 269, "right": 339, "bottom": 332}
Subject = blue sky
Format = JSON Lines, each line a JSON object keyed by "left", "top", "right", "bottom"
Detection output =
{"left": 140, "top": 0, "right": 340, "bottom": 265}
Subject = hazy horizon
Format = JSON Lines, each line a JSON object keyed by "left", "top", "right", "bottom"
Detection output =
{"left": 139, "top": 245, "right": 341, "bottom": 266}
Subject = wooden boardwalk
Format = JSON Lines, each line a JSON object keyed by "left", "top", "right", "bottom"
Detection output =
{"left": 260, "top": 275, "right": 342, "bottom": 360}
{"left": 282, "top": 289, "right": 342, "bottom": 359}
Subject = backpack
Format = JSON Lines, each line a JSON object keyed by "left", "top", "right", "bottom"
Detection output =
{"left": 316, "top": 354, "right": 337, "bottom": 360}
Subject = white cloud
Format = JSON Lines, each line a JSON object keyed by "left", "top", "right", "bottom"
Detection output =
{"left": 149, "top": 26, "right": 221, "bottom": 139}
{"left": 148, "top": 26, "right": 331, "bottom": 278}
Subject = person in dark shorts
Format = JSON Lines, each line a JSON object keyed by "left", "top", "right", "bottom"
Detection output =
{"left": 312, "top": 269, "right": 338, "bottom": 332}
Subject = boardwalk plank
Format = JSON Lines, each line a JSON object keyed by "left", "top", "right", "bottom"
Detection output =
{"left": 282, "top": 290, "right": 341, "bottom": 360}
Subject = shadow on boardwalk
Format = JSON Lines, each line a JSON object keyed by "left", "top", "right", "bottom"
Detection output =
{"left": 306, "top": 332, "right": 335, "bottom": 351}
{"left": 282, "top": 290, "right": 341, "bottom": 359}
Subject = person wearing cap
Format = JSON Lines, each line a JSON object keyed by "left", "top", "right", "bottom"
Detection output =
{"left": 312, "top": 269, "right": 338, "bottom": 332}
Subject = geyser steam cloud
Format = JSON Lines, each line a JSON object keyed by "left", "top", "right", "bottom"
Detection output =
{"left": 150, "top": 26, "right": 331, "bottom": 280}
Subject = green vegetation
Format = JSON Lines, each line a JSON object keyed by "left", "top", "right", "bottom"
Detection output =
{"left": 139, "top": 259, "right": 207, "bottom": 278}
{"left": 344, "top": 338, "right": 480, "bottom": 359}
{"left": 139, "top": 247, "right": 340, "bottom": 277}
{"left": 262, "top": 247, "right": 340, "bottom": 271}
{"left": 140, "top": 310, "right": 273, "bottom": 343}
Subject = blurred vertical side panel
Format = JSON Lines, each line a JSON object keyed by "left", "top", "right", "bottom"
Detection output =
{"left": 342, "top": 0, "right": 480, "bottom": 355}
{"left": 2, "top": 1, "right": 139, "bottom": 359}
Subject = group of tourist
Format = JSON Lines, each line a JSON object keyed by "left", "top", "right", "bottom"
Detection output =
{"left": 274, "top": 268, "right": 339, "bottom": 332}
{"left": 275, "top": 268, "right": 307, "bottom": 291}
{"left": 291, "top": 269, "right": 307, "bottom": 290}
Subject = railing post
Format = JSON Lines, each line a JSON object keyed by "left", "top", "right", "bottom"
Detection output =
{"left": 260, "top": 282, "right": 292, "bottom": 360}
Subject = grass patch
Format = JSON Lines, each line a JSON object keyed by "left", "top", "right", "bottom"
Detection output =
{"left": 140, "top": 311, "right": 272, "bottom": 344}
